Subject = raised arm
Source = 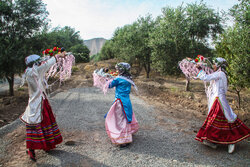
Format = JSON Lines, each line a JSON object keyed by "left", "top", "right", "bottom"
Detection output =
{"left": 37, "top": 56, "right": 57, "bottom": 75}
{"left": 197, "top": 70, "right": 221, "bottom": 82}
{"left": 37, "top": 53, "right": 65, "bottom": 75}
{"left": 109, "top": 79, "right": 119, "bottom": 88}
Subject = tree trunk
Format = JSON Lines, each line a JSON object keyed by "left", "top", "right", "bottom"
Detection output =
{"left": 236, "top": 90, "right": 241, "bottom": 108}
{"left": 185, "top": 78, "right": 190, "bottom": 91}
{"left": 144, "top": 54, "right": 151, "bottom": 79}
{"left": 146, "top": 71, "right": 150, "bottom": 78}
{"left": 6, "top": 74, "right": 14, "bottom": 96}
{"left": 144, "top": 61, "right": 150, "bottom": 79}
{"left": 146, "top": 61, "right": 150, "bottom": 78}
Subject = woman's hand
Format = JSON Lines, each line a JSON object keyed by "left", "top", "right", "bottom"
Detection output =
{"left": 196, "top": 64, "right": 202, "bottom": 70}
{"left": 56, "top": 52, "right": 66, "bottom": 58}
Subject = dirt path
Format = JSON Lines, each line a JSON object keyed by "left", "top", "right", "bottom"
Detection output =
{"left": 0, "top": 87, "right": 249, "bottom": 167}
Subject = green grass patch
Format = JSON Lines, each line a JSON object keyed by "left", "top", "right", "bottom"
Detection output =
{"left": 72, "top": 66, "right": 79, "bottom": 72}
{"left": 17, "top": 87, "right": 25, "bottom": 91}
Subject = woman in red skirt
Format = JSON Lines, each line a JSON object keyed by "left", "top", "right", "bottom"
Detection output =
{"left": 195, "top": 57, "right": 249, "bottom": 153}
{"left": 20, "top": 53, "right": 64, "bottom": 161}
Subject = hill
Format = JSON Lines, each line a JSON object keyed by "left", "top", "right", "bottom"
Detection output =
{"left": 84, "top": 38, "right": 107, "bottom": 56}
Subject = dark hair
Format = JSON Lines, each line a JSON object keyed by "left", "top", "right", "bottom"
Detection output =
{"left": 61, "top": 47, "right": 65, "bottom": 52}
{"left": 27, "top": 61, "right": 41, "bottom": 68}
{"left": 104, "top": 68, "right": 109, "bottom": 73}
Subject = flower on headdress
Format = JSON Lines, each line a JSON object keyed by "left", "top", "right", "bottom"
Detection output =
{"left": 109, "top": 71, "right": 118, "bottom": 76}
{"left": 53, "top": 47, "right": 58, "bottom": 51}
{"left": 42, "top": 47, "right": 62, "bottom": 57}
{"left": 194, "top": 55, "right": 205, "bottom": 63}
{"left": 45, "top": 49, "right": 50, "bottom": 54}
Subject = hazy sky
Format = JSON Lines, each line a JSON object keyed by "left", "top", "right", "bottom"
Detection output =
{"left": 43, "top": 0, "right": 239, "bottom": 40}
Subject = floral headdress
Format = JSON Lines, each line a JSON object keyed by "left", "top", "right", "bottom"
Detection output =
{"left": 192, "top": 55, "right": 213, "bottom": 69}
{"left": 42, "top": 47, "right": 62, "bottom": 57}
{"left": 194, "top": 55, "right": 204, "bottom": 63}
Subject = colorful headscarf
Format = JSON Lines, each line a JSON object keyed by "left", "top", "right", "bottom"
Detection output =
{"left": 213, "top": 57, "right": 227, "bottom": 68}
{"left": 115, "top": 62, "right": 132, "bottom": 80}
{"left": 213, "top": 57, "right": 228, "bottom": 78}
{"left": 213, "top": 57, "right": 228, "bottom": 71}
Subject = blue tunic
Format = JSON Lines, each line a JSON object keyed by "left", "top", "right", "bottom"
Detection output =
{"left": 108, "top": 78, "right": 133, "bottom": 123}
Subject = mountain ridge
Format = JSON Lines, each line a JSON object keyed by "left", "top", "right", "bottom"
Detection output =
{"left": 84, "top": 38, "right": 107, "bottom": 56}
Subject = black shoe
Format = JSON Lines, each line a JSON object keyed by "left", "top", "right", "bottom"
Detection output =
{"left": 43, "top": 149, "right": 51, "bottom": 153}
{"left": 119, "top": 143, "right": 130, "bottom": 148}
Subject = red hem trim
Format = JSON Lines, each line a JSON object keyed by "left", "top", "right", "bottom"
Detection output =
{"left": 195, "top": 134, "right": 249, "bottom": 144}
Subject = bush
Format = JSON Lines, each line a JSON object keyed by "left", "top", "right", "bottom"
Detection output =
{"left": 90, "top": 53, "right": 101, "bottom": 62}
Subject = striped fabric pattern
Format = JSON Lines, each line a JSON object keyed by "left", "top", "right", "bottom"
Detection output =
{"left": 196, "top": 98, "right": 249, "bottom": 144}
{"left": 26, "top": 123, "right": 61, "bottom": 143}
{"left": 26, "top": 98, "right": 62, "bottom": 150}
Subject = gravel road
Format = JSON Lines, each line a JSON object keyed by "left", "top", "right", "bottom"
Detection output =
{"left": 0, "top": 87, "right": 249, "bottom": 167}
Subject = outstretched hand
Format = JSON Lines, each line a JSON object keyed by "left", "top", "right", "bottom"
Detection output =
{"left": 196, "top": 64, "right": 202, "bottom": 70}
{"left": 56, "top": 52, "right": 66, "bottom": 58}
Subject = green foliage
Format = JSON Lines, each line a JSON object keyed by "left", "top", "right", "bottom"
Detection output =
{"left": 30, "top": 26, "right": 89, "bottom": 56}
{"left": 0, "top": 0, "right": 49, "bottom": 95}
{"left": 17, "top": 87, "right": 25, "bottom": 91}
{"left": 90, "top": 53, "right": 103, "bottom": 62}
{"left": 150, "top": 1, "right": 221, "bottom": 75}
{"left": 135, "top": 15, "right": 155, "bottom": 78}
{"left": 186, "top": 1, "right": 223, "bottom": 42}
{"left": 215, "top": 0, "right": 249, "bottom": 108}
{"left": 0, "top": 1, "right": 89, "bottom": 95}
{"left": 100, "top": 15, "right": 155, "bottom": 78}
{"left": 229, "top": 0, "right": 249, "bottom": 27}
{"left": 25, "top": 26, "right": 90, "bottom": 64}
{"left": 216, "top": 29, "right": 249, "bottom": 90}
{"left": 99, "top": 40, "right": 115, "bottom": 61}
{"left": 99, "top": 1, "right": 222, "bottom": 78}
{"left": 111, "top": 23, "right": 140, "bottom": 64}
{"left": 150, "top": 5, "right": 190, "bottom": 75}
{"left": 70, "top": 44, "right": 90, "bottom": 63}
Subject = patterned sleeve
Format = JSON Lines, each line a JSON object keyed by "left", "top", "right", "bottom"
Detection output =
{"left": 109, "top": 78, "right": 119, "bottom": 88}
{"left": 197, "top": 70, "right": 221, "bottom": 82}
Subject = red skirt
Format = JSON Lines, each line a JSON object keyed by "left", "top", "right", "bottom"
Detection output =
{"left": 195, "top": 98, "right": 249, "bottom": 144}
{"left": 26, "top": 98, "right": 63, "bottom": 150}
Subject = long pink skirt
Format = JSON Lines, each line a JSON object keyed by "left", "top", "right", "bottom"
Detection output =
{"left": 105, "top": 99, "right": 139, "bottom": 145}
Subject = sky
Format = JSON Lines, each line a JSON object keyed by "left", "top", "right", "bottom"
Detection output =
{"left": 42, "top": 0, "right": 239, "bottom": 40}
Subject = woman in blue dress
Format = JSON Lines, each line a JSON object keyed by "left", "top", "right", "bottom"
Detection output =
{"left": 105, "top": 62, "right": 139, "bottom": 147}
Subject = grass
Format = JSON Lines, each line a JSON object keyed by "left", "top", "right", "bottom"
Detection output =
{"left": 17, "top": 87, "right": 25, "bottom": 91}
{"left": 72, "top": 66, "right": 79, "bottom": 73}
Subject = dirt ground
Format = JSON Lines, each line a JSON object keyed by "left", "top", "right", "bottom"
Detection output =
{"left": 0, "top": 59, "right": 249, "bottom": 128}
